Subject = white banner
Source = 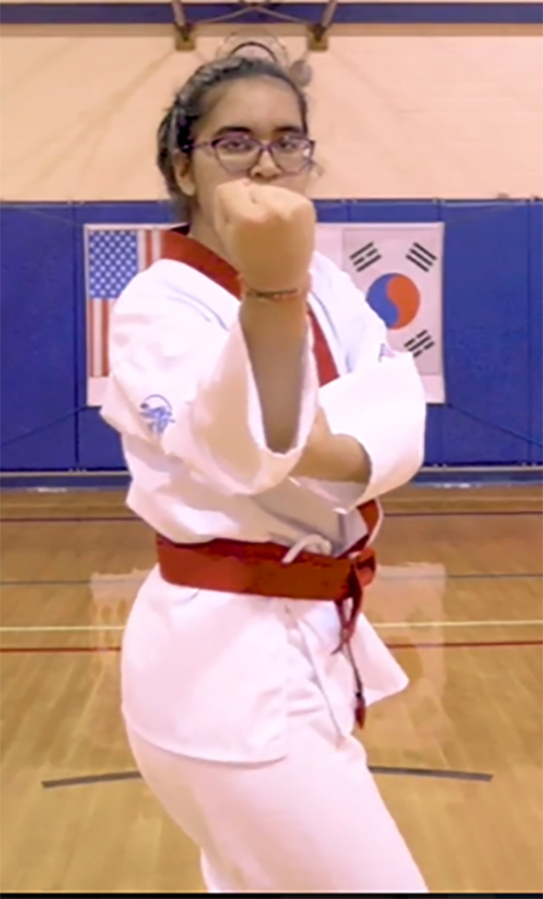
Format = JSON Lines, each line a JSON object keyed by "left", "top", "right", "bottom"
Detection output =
{"left": 86, "top": 221, "right": 445, "bottom": 406}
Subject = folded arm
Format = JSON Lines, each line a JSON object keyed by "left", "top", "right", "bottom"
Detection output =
{"left": 292, "top": 408, "right": 371, "bottom": 484}
{"left": 292, "top": 261, "right": 427, "bottom": 508}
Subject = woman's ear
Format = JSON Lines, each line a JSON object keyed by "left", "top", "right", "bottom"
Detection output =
{"left": 173, "top": 152, "right": 196, "bottom": 198}
{"left": 307, "top": 158, "right": 323, "bottom": 197}
{"left": 310, "top": 158, "right": 324, "bottom": 180}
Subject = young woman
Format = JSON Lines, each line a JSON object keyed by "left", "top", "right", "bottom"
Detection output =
{"left": 101, "top": 55, "right": 428, "bottom": 893}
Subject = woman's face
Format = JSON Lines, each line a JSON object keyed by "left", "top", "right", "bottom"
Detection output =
{"left": 175, "top": 77, "right": 313, "bottom": 231}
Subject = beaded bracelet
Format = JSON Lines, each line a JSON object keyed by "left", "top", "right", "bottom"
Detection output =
{"left": 239, "top": 274, "right": 311, "bottom": 303}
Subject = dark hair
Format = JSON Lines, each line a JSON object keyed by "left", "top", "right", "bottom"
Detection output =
{"left": 157, "top": 55, "right": 310, "bottom": 218}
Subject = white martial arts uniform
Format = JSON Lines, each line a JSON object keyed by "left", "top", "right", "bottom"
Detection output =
{"left": 101, "top": 235, "right": 428, "bottom": 892}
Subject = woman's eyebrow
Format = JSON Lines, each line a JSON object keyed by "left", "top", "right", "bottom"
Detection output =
{"left": 211, "top": 125, "right": 306, "bottom": 137}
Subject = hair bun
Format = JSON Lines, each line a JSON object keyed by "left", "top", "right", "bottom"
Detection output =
{"left": 288, "top": 58, "right": 313, "bottom": 88}
{"left": 215, "top": 34, "right": 312, "bottom": 87}
{"left": 216, "top": 33, "right": 289, "bottom": 67}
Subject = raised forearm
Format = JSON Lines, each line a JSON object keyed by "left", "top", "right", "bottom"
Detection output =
{"left": 240, "top": 292, "right": 309, "bottom": 454}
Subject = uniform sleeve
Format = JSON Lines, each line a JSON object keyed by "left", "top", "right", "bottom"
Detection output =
{"left": 296, "top": 262, "right": 427, "bottom": 511}
{"left": 100, "top": 275, "right": 319, "bottom": 496}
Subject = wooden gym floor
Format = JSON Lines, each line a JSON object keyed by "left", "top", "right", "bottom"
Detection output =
{"left": 1, "top": 483, "right": 542, "bottom": 893}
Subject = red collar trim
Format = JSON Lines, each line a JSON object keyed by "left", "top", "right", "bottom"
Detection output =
{"left": 161, "top": 229, "right": 241, "bottom": 299}
{"left": 159, "top": 227, "right": 339, "bottom": 386}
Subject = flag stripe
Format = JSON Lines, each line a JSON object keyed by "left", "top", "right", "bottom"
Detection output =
{"left": 87, "top": 295, "right": 93, "bottom": 378}
{"left": 407, "top": 253, "right": 433, "bottom": 271}
{"left": 87, "top": 295, "right": 92, "bottom": 377}
{"left": 353, "top": 254, "right": 381, "bottom": 272}
{"left": 352, "top": 242, "right": 375, "bottom": 257}
{"left": 145, "top": 229, "right": 153, "bottom": 268}
{"left": 92, "top": 299, "right": 101, "bottom": 378}
{"left": 413, "top": 242, "right": 437, "bottom": 260}
{"left": 101, "top": 300, "right": 109, "bottom": 377}
{"left": 139, "top": 229, "right": 149, "bottom": 271}
{"left": 153, "top": 227, "right": 163, "bottom": 262}
{"left": 409, "top": 256, "right": 432, "bottom": 268}
{"left": 410, "top": 340, "right": 435, "bottom": 352}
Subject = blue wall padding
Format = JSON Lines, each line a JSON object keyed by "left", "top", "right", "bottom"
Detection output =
{"left": 529, "top": 200, "right": 542, "bottom": 464}
{"left": 1, "top": 204, "right": 78, "bottom": 470}
{"left": 441, "top": 201, "right": 531, "bottom": 464}
{"left": 0, "top": 199, "right": 541, "bottom": 471}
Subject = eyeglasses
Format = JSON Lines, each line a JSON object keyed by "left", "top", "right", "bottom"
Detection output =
{"left": 191, "top": 133, "right": 315, "bottom": 175}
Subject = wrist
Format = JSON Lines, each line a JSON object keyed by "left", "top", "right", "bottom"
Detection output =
{"left": 239, "top": 274, "right": 311, "bottom": 303}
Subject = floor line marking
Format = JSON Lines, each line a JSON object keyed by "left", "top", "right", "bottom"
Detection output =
{"left": 41, "top": 765, "right": 493, "bottom": 789}
{"left": 1, "top": 618, "right": 542, "bottom": 634}
{"left": 0, "top": 509, "right": 541, "bottom": 524}
{"left": 3, "top": 639, "right": 542, "bottom": 653}
{"left": 1, "top": 573, "right": 542, "bottom": 588}
{"left": 0, "top": 625, "right": 126, "bottom": 633}
{"left": 375, "top": 618, "right": 543, "bottom": 629}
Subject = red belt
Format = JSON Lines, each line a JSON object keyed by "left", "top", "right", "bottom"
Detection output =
{"left": 155, "top": 533, "right": 376, "bottom": 727}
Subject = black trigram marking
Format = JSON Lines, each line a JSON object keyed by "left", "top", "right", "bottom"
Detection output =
{"left": 350, "top": 242, "right": 381, "bottom": 272}
{"left": 405, "top": 329, "right": 435, "bottom": 358}
{"left": 406, "top": 242, "right": 437, "bottom": 272}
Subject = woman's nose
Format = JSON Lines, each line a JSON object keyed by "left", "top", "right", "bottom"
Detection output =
{"left": 250, "top": 145, "right": 281, "bottom": 180}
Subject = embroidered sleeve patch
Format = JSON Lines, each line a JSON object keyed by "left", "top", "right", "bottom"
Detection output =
{"left": 139, "top": 395, "right": 175, "bottom": 435}
{"left": 378, "top": 343, "right": 395, "bottom": 362}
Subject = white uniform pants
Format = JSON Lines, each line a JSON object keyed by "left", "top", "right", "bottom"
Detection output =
{"left": 126, "top": 623, "right": 427, "bottom": 893}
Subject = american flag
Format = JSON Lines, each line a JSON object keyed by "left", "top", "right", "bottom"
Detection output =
{"left": 85, "top": 226, "right": 168, "bottom": 403}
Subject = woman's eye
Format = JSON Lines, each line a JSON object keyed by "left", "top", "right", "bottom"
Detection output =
{"left": 218, "top": 137, "right": 254, "bottom": 153}
{"left": 276, "top": 135, "right": 305, "bottom": 152}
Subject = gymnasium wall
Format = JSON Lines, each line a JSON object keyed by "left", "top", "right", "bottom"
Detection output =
{"left": 2, "top": 19, "right": 543, "bottom": 200}
{"left": 1, "top": 2, "right": 542, "bottom": 473}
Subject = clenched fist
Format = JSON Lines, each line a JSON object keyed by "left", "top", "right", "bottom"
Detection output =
{"left": 292, "top": 407, "right": 371, "bottom": 483}
{"left": 214, "top": 180, "right": 316, "bottom": 294}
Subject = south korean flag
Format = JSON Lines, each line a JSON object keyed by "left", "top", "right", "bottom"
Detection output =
{"left": 316, "top": 222, "right": 445, "bottom": 404}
